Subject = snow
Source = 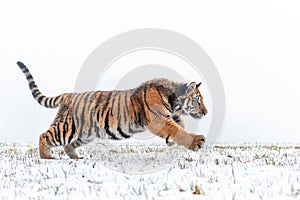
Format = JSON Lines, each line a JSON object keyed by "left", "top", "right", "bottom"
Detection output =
{"left": 0, "top": 142, "right": 299, "bottom": 199}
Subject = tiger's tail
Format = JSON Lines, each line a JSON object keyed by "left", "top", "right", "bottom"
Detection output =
{"left": 17, "top": 61, "right": 63, "bottom": 108}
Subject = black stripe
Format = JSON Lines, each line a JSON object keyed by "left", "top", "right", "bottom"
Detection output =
{"left": 128, "top": 124, "right": 134, "bottom": 133}
{"left": 26, "top": 74, "right": 33, "bottom": 80}
{"left": 116, "top": 94, "right": 130, "bottom": 138}
{"left": 86, "top": 92, "right": 96, "bottom": 137}
{"left": 17, "top": 62, "right": 29, "bottom": 73}
{"left": 22, "top": 68, "right": 29, "bottom": 73}
{"left": 95, "top": 93, "right": 102, "bottom": 122}
{"left": 94, "top": 126, "right": 100, "bottom": 138}
{"left": 96, "top": 108, "right": 101, "bottom": 122}
{"left": 129, "top": 97, "right": 137, "bottom": 120}
{"left": 78, "top": 93, "right": 92, "bottom": 139}
{"left": 72, "top": 138, "right": 83, "bottom": 148}
{"left": 32, "top": 89, "right": 40, "bottom": 98}
{"left": 87, "top": 93, "right": 97, "bottom": 137}
{"left": 52, "top": 126, "right": 59, "bottom": 145}
{"left": 73, "top": 93, "right": 86, "bottom": 128}
{"left": 101, "top": 92, "right": 112, "bottom": 117}
{"left": 29, "top": 81, "right": 37, "bottom": 90}
{"left": 137, "top": 113, "right": 143, "bottom": 126}
{"left": 46, "top": 130, "right": 56, "bottom": 146}
{"left": 143, "top": 88, "right": 157, "bottom": 115}
{"left": 128, "top": 123, "right": 141, "bottom": 134}
{"left": 68, "top": 118, "right": 76, "bottom": 144}
{"left": 123, "top": 92, "right": 129, "bottom": 122}
{"left": 19, "top": 64, "right": 29, "bottom": 72}
{"left": 93, "top": 93, "right": 102, "bottom": 138}
{"left": 161, "top": 100, "right": 172, "bottom": 113}
{"left": 71, "top": 142, "right": 77, "bottom": 148}
{"left": 158, "top": 92, "right": 172, "bottom": 113}
{"left": 110, "top": 92, "right": 117, "bottom": 116}
{"left": 117, "top": 127, "right": 130, "bottom": 138}
{"left": 72, "top": 140, "right": 80, "bottom": 148}
{"left": 49, "top": 98, "right": 54, "bottom": 107}
{"left": 56, "top": 124, "right": 62, "bottom": 145}
{"left": 166, "top": 134, "right": 171, "bottom": 144}
{"left": 117, "top": 94, "right": 121, "bottom": 121}
{"left": 44, "top": 98, "right": 50, "bottom": 107}
{"left": 37, "top": 96, "right": 45, "bottom": 104}
{"left": 96, "top": 93, "right": 103, "bottom": 122}
{"left": 63, "top": 122, "right": 68, "bottom": 145}
{"left": 168, "top": 93, "right": 176, "bottom": 111}
{"left": 174, "top": 105, "right": 182, "bottom": 112}
{"left": 52, "top": 96, "right": 60, "bottom": 107}
{"left": 104, "top": 109, "right": 118, "bottom": 140}
{"left": 143, "top": 87, "right": 169, "bottom": 118}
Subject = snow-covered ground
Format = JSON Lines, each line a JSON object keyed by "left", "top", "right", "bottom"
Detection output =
{"left": 0, "top": 142, "right": 300, "bottom": 199}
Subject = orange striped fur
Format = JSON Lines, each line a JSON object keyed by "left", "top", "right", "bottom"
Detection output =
{"left": 17, "top": 62, "right": 208, "bottom": 159}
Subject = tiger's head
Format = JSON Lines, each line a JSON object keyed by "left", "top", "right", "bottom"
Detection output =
{"left": 178, "top": 82, "right": 208, "bottom": 119}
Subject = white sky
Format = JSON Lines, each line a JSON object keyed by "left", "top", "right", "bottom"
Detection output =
{"left": 0, "top": 1, "right": 300, "bottom": 143}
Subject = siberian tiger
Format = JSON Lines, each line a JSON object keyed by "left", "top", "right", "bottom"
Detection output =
{"left": 17, "top": 62, "right": 208, "bottom": 159}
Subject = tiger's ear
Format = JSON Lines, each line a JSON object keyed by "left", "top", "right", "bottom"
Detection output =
{"left": 196, "top": 82, "right": 202, "bottom": 88}
{"left": 185, "top": 82, "right": 196, "bottom": 94}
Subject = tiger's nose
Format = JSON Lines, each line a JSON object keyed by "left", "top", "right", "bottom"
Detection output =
{"left": 202, "top": 109, "right": 208, "bottom": 115}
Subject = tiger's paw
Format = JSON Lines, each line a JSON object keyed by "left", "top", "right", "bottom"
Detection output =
{"left": 69, "top": 155, "right": 84, "bottom": 160}
{"left": 39, "top": 149, "right": 55, "bottom": 159}
{"left": 188, "top": 134, "right": 205, "bottom": 151}
{"left": 40, "top": 155, "right": 56, "bottom": 159}
{"left": 75, "top": 155, "right": 84, "bottom": 160}
{"left": 166, "top": 140, "right": 176, "bottom": 147}
{"left": 166, "top": 136, "right": 176, "bottom": 146}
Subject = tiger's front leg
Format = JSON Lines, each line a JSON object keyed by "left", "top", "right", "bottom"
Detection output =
{"left": 166, "top": 114, "right": 185, "bottom": 146}
{"left": 147, "top": 116, "right": 205, "bottom": 151}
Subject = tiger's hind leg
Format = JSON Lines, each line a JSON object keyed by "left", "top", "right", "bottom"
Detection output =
{"left": 39, "top": 121, "right": 73, "bottom": 159}
{"left": 39, "top": 127, "right": 61, "bottom": 159}
{"left": 39, "top": 133, "right": 55, "bottom": 159}
{"left": 64, "top": 137, "right": 94, "bottom": 159}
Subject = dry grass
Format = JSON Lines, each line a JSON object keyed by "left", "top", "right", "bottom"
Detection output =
{"left": 0, "top": 142, "right": 299, "bottom": 199}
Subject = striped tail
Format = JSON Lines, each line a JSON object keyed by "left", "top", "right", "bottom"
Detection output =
{"left": 17, "top": 61, "right": 62, "bottom": 108}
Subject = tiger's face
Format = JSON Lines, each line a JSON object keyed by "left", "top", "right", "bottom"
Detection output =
{"left": 179, "top": 82, "right": 208, "bottom": 119}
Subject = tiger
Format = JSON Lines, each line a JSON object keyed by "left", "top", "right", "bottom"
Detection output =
{"left": 17, "top": 61, "right": 208, "bottom": 159}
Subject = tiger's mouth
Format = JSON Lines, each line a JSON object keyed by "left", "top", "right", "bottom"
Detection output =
{"left": 190, "top": 113, "right": 205, "bottom": 119}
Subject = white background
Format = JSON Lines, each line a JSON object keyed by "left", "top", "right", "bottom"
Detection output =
{"left": 0, "top": 1, "right": 299, "bottom": 143}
